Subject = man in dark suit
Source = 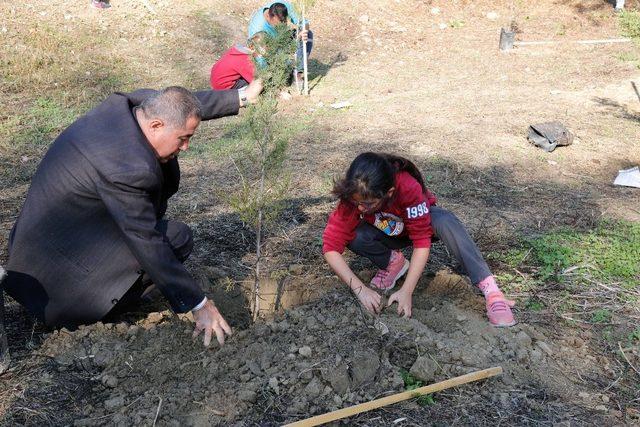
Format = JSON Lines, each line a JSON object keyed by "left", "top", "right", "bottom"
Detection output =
{"left": 3, "top": 82, "right": 261, "bottom": 347}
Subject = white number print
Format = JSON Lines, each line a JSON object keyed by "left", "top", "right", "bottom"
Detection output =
{"left": 406, "top": 202, "right": 429, "bottom": 219}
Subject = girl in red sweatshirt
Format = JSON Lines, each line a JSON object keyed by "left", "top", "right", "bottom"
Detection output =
{"left": 322, "top": 152, "right": 515, "bottom": 327}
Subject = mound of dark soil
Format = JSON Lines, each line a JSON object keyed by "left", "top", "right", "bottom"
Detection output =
{"left": 20, "top": 272, "right": 617, "bottom": 426}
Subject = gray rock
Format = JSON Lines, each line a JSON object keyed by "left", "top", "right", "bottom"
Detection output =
{"left": 515, "top": 331, "right": 532, "bottom": 347}
{"left": 246, "top": 360, "right": 262, "bottom": 376}
{"left": 254, "top": 323, "right": 271, "bottom": 337}
{"left": 409, "top": 356, "right": 437, "bottom": 383}
{"left": 306, "top": 316, "right": 318, "bottom": 329}
{"left": 101, "top": 374, "right": 118, "bottom": 388}
{"left": 322, "top": 363, "right": 350, "bottom": 395}
{"left": 516, "top": 349, "right": 529, "bottom": 363}
{"left": 536, "top": 341, "right": 553, "bottom": 356}
{"left": 93, "top": 350, "right": 115, "bottom": 368}
{"left": 529, "top": 349, "right": 543, "bottom": 363}
{"left": 260, "top": 352, "right": 273, "bottom": 370}
{"left": 350, "top": 351, "right": 380, "bottom": 387}
{"left": 520, "top": 324, "right": 546, "bottom": 341}
{"left": 461, "top": 354, "right": 476, "bottom": 366}
{"left": 238, "top": 389, "right": 257, "bottom": 403}
{"left": 268, "top": 377, "right": 280, "bottom": 394}
{"left": 278, "top": 320, "right": 290, "bottom": 332}
{"left": 298, "top": 346, "right": 312, "bottom": 357}
{"left": 289, "top": 398, "right": 309, "bottom": 414}
{"left": 303, "top": 378, "right": 322, "bottom": 399}
{"left": 104, "top": 395, "right": 125, "bottom": 410}
{"left": 299, "top": 370, "right": 313, "bottom": 380}
{"left": 390, "top": 370, "right": 405, "bottom": 389}
{"left": 54, "top": 354, "right": 74, "bottom": 367}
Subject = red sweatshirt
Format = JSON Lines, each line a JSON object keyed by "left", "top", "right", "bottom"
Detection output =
{"left": 323, "top": 171, "right": 438, "bottom": 254}
{"left": 210, "top": 46, "right": 255, "bottom": 90}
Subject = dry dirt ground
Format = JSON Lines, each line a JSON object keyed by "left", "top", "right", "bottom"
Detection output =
{"left": 1, "top": 0, "right": 639, "bottom": 425}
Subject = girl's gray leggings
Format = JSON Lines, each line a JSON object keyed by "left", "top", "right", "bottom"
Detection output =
{"left": 347, "top": 206, "right": 492, "bottom": 285}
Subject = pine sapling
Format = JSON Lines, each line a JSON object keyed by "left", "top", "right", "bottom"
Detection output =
{"left": 228, "top": 25, "right": 296, "bottom": 319}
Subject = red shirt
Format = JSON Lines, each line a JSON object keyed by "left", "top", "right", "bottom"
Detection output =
{"left": 210, "top": 46, "right": 255, "bottom": 90}
{"left": 322, "top": 171, "right": 438, "bottom": 254}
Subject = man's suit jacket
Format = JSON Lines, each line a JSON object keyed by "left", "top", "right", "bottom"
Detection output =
{"left": 4, "top": 89, "right": 239, "bottom": 328}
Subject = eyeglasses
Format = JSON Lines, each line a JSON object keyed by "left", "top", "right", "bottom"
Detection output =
{"left": 351, "top": 198, "right": 382, "bottom": 209}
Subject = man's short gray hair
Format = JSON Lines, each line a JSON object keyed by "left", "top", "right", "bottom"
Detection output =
{"left": 139, "top": 86, "right": 202, "bottom": 128}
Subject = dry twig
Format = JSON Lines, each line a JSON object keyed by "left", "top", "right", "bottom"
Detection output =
{"left": 618, "top": 342, "right": 640, "bottom": 378}
{"left": 152, "top": 397, "right": 162, "bottom": 426}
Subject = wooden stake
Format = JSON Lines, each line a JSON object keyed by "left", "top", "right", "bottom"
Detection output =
{"left": 284, "top": 366, "right": 503, "bottom": 427}
{"left": 0, "top": 266, "right": 9, "bottom": 375}
{"left": 302, "top": 5, "right": 309, "bottom": 96}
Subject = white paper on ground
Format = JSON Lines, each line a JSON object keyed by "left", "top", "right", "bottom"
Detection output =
{"left": 613, "top": 166, "right": 640, "bottom": 188}
{"left": 330, "top": 101, "right": 352, "bottom": 109}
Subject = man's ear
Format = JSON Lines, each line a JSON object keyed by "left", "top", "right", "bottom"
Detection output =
{"left": 148, "top": 118, "right": 164, "bottom": 132}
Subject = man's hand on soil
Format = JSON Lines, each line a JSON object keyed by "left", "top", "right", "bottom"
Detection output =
{"left": 354, "top": 285, "right": 382, "bottom": 314}
{"left": 192, "top": 300, "right": 232, "bottom": 347}
{"left": 387, "top": 288, "right": 413, "bottom": 318}
{"left": 245, "top": 79, "right": 263, "bottom": 104}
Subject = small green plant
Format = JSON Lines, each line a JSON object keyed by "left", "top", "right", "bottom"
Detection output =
{"left": 628, "top": 327, "right": 640, "bottom": 343}
{"left": 399, "top": 369, "right": 436, "bottom": 406}
{"left": 591, "top": 309, "right": 612, "bottom": 324}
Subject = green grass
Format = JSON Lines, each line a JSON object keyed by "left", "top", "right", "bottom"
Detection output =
{"left": 615, "top": 51, "right": 640, "bottom": 69}
{"left": 619, "top": 10, "right": 640, "bottom": 42}
{"left": 524, "top": 298, "right": 545, "bottom": 311}
{"left": 0, "top": 97, "right": 83, "bottom": 188}
{"left": 616, "top": 51, "right": 639, "bottom": 62}
{"left": 187, "top": 109, "right": 312, "bottom": 161}
{"left": 494, "top": 221, "right": 640, "bottom": 289}
{"left": 489, "top": 220, "right": 639, "bottom": 325}
{"left": 590, "top": 308, "right": 612, "bottom": 324}
{"left": 529, "top": 221, "right": 640, "bottom": 287}
{"left": 23, "top": 98, "right": 80, "bottom": 146}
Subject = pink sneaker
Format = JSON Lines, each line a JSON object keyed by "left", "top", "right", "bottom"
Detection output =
{"left": 486, "top": 292, "right": 516, "bottom": 327}
{"left": 370, "top": 250, "right": 410, "bottom": 291}
{"left": 91, "top": 0, "right": 111, "bottom": 9}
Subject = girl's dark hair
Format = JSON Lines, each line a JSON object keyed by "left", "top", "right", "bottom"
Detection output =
{"left": 268, "top": 3, "right": 289, "bottom": 22}
{"left": 332, "top": 152, "right": 427, "bottom": 201}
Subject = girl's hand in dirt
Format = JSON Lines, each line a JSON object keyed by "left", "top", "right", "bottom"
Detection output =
{"left": 192, "top": 299, "right": 232, "bottom": 347}
{"left": 354, "top": 285, "right": 382, "bottom": 314}
{"left": 388, "top": 288, "right": 413, "bottom": 318}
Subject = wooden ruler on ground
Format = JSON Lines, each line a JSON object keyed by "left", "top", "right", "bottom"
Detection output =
{"left": 284, "top": 366, "right": 503, "bottom": 427}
